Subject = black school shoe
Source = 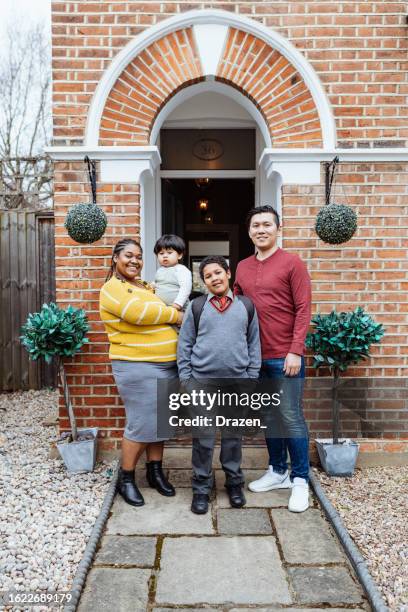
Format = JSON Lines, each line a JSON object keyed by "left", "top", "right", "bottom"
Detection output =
{"left": 191, "top": 493, "right": 209, "bottom": 514}
{"left": 117, "top": 468, "right": 145, "bottom": 506}
{"left": 226, "top": 484, "right": 246, "bottom": 508}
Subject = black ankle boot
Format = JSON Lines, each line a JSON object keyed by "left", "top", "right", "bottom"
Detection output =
{"left": 146, "top": 460, "right": 175, "bottom": 497}
{"left": 117, "top": 468, "right": 145, "bottom": 506}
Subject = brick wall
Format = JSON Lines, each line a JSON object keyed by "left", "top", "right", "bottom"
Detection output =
{"left": 52, "top": 1, "right": 407, "bottom": 148}
{"left": 51, "top": 2, "right": 408, "bottom": 450}
{"left": 54, "top": 161, "right": 139, "bottom": 449}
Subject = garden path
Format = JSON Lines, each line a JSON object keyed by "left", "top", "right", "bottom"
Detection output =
{"left": 77, "top": 466, "right": 369, "bottom": 612}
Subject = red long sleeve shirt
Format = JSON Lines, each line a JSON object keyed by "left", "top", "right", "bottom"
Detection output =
{"left": 234, "top": 248, "right": 312, "bottom": 359}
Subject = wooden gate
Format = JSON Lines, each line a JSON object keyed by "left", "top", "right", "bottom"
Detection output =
{"left": 0, "top": 210, "right": 56, "bottom": 391}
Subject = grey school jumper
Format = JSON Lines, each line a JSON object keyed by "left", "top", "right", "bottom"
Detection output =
{"left": 177, "top": 292, "right": 261, "bottom": 381}
{"left": 177, "top": 291, "right": 261, "bottom": 495}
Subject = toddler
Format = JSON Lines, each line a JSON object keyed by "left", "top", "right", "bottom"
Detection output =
{"left": 154, "top": 234, "right": 192, "bottom": 311}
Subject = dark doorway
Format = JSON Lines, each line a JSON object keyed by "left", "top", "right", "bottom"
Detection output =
{"left": 161, "top": 178, "right": 254, "bottom": 288}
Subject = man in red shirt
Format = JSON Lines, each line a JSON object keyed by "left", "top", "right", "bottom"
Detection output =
{"left": 234, "top": 205, "right": 312, "bottom": 512}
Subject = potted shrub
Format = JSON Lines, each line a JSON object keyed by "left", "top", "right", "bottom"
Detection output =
{"left": 306, "top": 306, "right": 384, "bottom": 476}
{"left": 21, "top": 303, "right": 97, "bottom": 473}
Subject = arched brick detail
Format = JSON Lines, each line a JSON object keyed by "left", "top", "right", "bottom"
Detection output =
{"left": 99, "top": 28, "right": 203, "bottom": 145}
{"left": 217, "top": 28, "right": 323, "bottom": 148}
{"left": 99, "top": 27, "right": 323, "bottom": 147}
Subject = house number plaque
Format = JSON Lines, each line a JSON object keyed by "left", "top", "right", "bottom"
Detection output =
{"left": 192, "top": 139, "right": 224, "bottom": 161}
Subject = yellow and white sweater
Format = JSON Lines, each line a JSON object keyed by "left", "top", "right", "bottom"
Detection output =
{"left": 99, "top": 276, "right": 179, "bottom": 362}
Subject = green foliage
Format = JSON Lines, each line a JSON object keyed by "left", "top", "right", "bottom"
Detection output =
{"left": 21, "top": 303, "right": 89, "bottom": 364}
{"left": 315, "top": 203, "right": 357, "bottom": 244}
{"left": 306, "top": 307, "right": 384, "bottom": 373}
{"left": 65, "top": 202, "right": 107, "bottom": 244}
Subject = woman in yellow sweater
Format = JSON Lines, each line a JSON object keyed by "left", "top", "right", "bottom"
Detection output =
{"left": 100, "top": 238, "right": 183, "bottom": 506}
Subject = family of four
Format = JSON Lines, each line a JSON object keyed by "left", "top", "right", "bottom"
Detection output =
{"left": 99, "top": 205, "right": 312, "bottom": 515}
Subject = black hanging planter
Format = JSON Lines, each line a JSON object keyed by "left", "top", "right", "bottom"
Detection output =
{"left": 65, "top": 157, "right": 107, "bottom": 244}
{"left": 315, "top": 156, "right": 357, "bottom": 245}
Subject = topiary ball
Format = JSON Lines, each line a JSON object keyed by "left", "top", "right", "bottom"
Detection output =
{"left": 65, "top": 203, "right": 107, "bottom": 244}
{"left": 315, "top": 203, "right": 357, "bottom": 245}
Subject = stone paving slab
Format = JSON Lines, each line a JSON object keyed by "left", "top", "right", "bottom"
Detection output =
{"left": 288, "top": 566, "right": 364, "bottom": 605}
{"left": 154, "top": 609, "right": 219, "bottom": 612}
{"left": 229, "top": 608, "right": 367, "bottom": 612}
{"left": 216, "top": 468, "right": 266, "bottom": 488}
{"left": 271, "top": 508, "right": 345, "bottom": 564}
{"left": 77, "top": 567, "right": 150, "bottom": 612}
{"left": 134, "top": 468, "right": 149, "bottom": 487}
{"left": 167, "top": 468, "right": 192, "bottom": 487}
{"left": 94, "top": 535, "right": 156, "bottom": 567}
{"left": 217, "top": 508, "right": 272, "bottom": 534}
{"left": 156, "top": 536, "right": 292, "bottom": 605}
{"left": 107, "top": 489, "right": 214, "bottom": 535}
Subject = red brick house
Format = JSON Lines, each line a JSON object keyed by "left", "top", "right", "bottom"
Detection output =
{"left": 47, "top": 2, "right": 408, "bottom": 456}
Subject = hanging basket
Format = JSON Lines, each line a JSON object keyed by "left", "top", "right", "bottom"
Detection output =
{"left": 64, "top": 156, "right": 107, "bottom": 244}
{"left": 65, "top": 202, "right": 107, "bottom": 244}
{"left": 315, "top": 156, "right": 358, "bottom": 245}
{"left": 315, "top": 203, "right": 357, "bottom": 245}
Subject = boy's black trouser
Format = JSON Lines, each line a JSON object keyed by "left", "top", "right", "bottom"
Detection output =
{"left": 192, "top": 435, "right": 244, "bottom": 494}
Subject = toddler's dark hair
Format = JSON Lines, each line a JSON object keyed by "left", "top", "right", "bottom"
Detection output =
{"left": 199, "top": 255, "right": 230, "bottom": 280}
{"left": 154, "top": 234, "right": 186, "bottom": 255}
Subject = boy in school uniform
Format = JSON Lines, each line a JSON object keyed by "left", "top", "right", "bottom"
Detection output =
{"left": 177, "top": 256, "right": 261, "bottom": 514}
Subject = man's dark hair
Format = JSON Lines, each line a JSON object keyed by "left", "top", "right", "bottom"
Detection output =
{"left": 199, "top": 255, "right": 230, "bottom": 280}
{"left": 246, "top": 205, "right": 280, "bottom": 229}
{"left": 154, "top": 234, "right": 186, "bottom": 255}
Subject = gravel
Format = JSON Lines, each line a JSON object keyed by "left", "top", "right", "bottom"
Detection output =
{"left": 314, "top": 466, "right": 408, "bottom": 612}
{"left": 0, "top": 389, "right": 116, "bottom": 597}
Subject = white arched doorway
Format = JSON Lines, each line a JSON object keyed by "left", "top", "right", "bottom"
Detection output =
{"left": 140, "top": 80, "right": 282, "bottom": 280}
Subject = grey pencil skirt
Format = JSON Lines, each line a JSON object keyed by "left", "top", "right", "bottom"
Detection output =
{"left": 111, "top": 360, "right": 178, "bottom": 443}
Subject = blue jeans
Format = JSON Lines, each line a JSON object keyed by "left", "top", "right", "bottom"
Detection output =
{"left": 261, "top": 357, "right": 309, "bottom": 482}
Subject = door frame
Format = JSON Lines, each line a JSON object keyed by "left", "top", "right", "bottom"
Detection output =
{"left": 185, "top": 223, "right": 240, "bottom": 284}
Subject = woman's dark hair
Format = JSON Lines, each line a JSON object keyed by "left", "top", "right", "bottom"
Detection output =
{"left": 246, "top": 205, "right": 280, "bottom": 229}
{"left": 154, "top": 234, "right": 186, "bottom": 255}
{"left": 199, "top": 255, "right": 230, "bottom": 280}
{"left": 105, "top": 238, "right": 142, "bottom": 282}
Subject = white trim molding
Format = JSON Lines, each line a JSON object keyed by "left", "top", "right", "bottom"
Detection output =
{"left": 193, "top": 24, "right": 229, "bottom": 75}
{"left": 150, "top": 80, "right": 270, "bottom": 146}
{"left": 46, "top": 145, "right": 408, "bottom": 185}
{"left": 160, "top": 170, "right": 256, "bottom": 179}
{"left": 46, "top": 146, "right": 161, "bottom": 184}
{"left": 83, "top": 9, "right": 337, "bottom": 149}
{"left": 46, "top": 146, "right": 160, "bottom": 162}
{"left": 260, "top": 148, "right": 408, "bottom": 163}
{"left": 259, "top": 147, "right": 408, "bottom": 184}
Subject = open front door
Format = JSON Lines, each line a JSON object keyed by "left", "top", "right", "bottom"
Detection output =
{"left": 161, "top": 179, "right": 184, "bottom": 237}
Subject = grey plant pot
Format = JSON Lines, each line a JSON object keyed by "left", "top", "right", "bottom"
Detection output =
{"left": 316, "top": 438, "right": 359, "bottom": 477}
{"left": 57, "top": 427, "right": 98, "bottom": 473}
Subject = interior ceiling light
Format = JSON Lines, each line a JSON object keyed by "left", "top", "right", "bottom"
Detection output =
{"left": 198, "top": 198, "right": 209, "bottom": 211}
{"left": 195, "top": 177, "right": 211, "bottom": 188}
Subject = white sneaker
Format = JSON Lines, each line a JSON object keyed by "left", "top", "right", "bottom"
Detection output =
{"left": 288, "top": 477, "right": 309, "bottom": 512}
{"left": 248, "top": 467, "right": 292, "bottom": 492}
